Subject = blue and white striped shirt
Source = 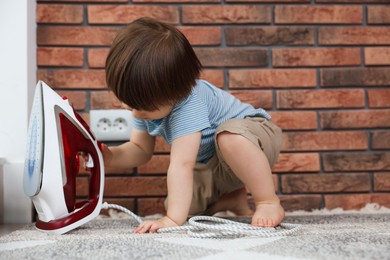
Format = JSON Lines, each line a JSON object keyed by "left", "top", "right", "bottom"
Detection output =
{"left": 133, "top": 80, "right": 270, "bottom": 163}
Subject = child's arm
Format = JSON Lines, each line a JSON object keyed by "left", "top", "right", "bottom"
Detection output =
{"left": 133, "top": 131, "right": 201, "bottom": 233}
{"left": 166, "top": 131, "right": 201, "bottom": 225}
{"left": 103, "top": 128, "right": 156, "bottom": 170}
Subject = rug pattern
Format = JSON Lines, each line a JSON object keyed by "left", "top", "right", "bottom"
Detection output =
{"left": 0, "top": 214, "right": 389, "bottom": 260}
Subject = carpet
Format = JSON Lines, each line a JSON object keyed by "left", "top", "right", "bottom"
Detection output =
{"left": 1, "top": 205, "right": 390, "bottom": 260}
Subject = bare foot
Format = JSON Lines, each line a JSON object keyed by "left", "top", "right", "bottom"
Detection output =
{"left": 252, "top": 200, "right": 285, "bottom": 227}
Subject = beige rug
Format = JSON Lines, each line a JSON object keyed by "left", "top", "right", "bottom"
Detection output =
{"left": 1, "top": 204, "right": 389, "bottom": 260}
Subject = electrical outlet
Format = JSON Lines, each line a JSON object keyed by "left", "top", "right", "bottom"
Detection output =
{"left": 90, "top": 109, "right": 133, "bottom": 141}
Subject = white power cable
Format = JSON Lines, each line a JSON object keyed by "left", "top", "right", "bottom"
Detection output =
{"left": 102, "top": 202, "right": 143, "bottom": 224}
{"left": 102, "top": 202, "right": 301, "bottom": 238}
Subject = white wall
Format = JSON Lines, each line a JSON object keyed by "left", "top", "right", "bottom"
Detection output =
{"left": 0, "top": 0, "right": 36, "bottom": 223}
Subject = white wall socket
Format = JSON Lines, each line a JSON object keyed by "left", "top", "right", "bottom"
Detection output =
{"left": 90, "top": 109, "right": 133, "bottom": 141}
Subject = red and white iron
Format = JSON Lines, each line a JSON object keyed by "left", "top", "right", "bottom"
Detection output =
{"left": 23, "top": 81, "right": 104, "bottom": 234}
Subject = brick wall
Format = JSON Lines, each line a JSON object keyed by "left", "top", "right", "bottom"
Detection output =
{"left": 37, "top": 0, "right": 390, "bottom": 215}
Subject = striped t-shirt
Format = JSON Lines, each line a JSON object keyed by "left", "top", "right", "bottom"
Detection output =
{"left": 133, "top": 80, "right": 270, "bottom": 163}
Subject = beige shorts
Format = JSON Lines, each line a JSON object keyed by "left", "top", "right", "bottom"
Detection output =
{"left": 188, "top": 117, "right": 282, "bottom": 215}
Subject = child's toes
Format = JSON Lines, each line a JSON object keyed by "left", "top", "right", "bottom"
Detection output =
{"left": 252, "top": 218, "right": 261, "bottom": 227}
{"left": 253, "top": 217, "right": 267, "bottom": 227}
{"left": 259, "top": 218, "right": 267, "bottom": 227}
{"left": 253, "top": 217, "right": 276, "bottom": 227}
{"left": 267, "top": 218, "right": 276, "bottom": 227}
{"left": 263, "top": 218, "right": 272, "bottom": 227}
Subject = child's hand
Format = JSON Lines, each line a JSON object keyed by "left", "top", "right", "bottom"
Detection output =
{"left": 99, "top": 143, "right": 113, "bottom": 167}
{"left": 79, "top": 143, "right": 112, "bottom": 171}
{"left": 133, "top": 216, "right": 178, "bottom": 234}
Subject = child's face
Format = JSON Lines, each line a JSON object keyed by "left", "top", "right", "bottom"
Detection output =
{"left": 123, "top": 103, "right": 173, "bottom": 121}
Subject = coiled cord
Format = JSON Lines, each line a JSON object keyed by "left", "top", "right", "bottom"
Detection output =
{"left": 102, "top": 202, "right": 301, "bottom": 238}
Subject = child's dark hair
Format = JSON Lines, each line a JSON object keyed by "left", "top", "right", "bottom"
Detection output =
{"left": 105, "top": 17, "right": 202, "bottom": 111}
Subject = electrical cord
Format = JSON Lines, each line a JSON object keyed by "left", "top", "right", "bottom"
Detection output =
{"left": 102, "top": 202, "right": 301, "bottom": 238}
{"left": 102, "top": 202, "right": 143, "bottom": 224}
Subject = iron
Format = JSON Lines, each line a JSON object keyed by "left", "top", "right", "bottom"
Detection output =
{"left": 23, "top": 81, "right": 104, "bottom": 235}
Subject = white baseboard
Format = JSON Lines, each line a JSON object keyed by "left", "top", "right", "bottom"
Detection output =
{"left": 2, "top": 162, "right": 32, "bottom": 224}
{"left": 0, "top": 158, "right": 4, "bottom": 223}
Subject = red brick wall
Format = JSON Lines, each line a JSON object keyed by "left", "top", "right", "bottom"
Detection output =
{"left": 37, "top": 0, "right": 390, "bottom": 215}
